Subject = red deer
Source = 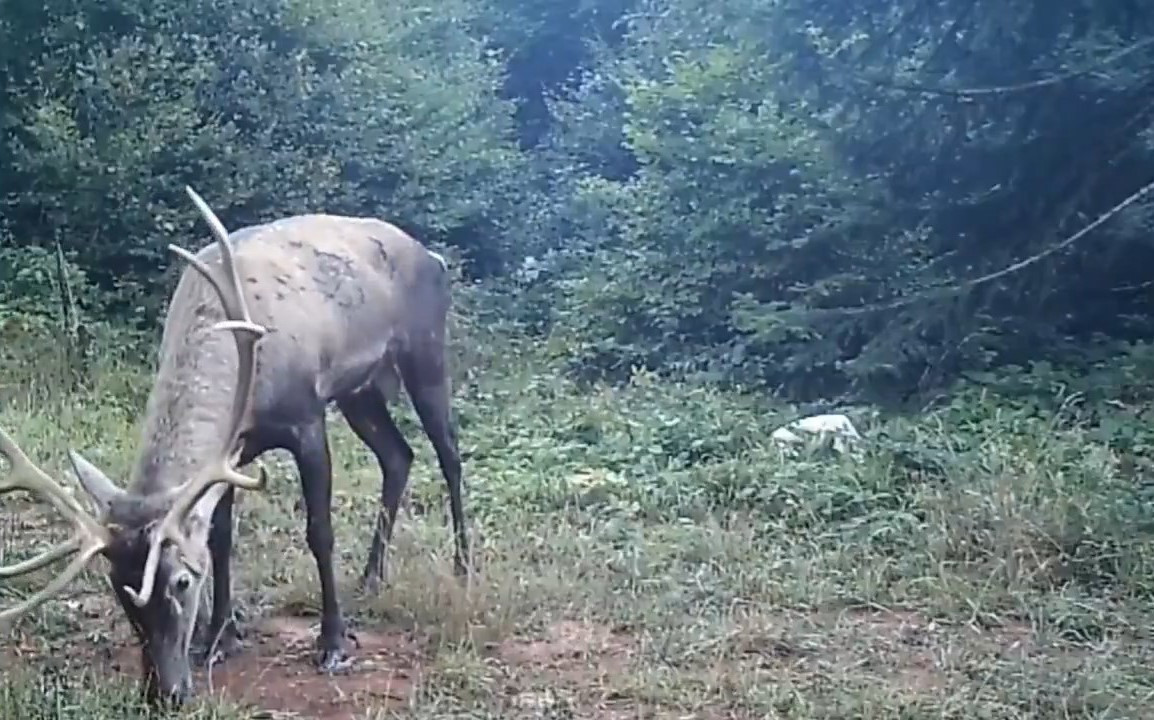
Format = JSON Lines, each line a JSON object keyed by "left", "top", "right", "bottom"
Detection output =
{"left": 0, "top": 187, "right": 469, "bottom": 705}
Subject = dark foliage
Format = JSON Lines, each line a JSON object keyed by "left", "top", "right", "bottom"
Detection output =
{"left": 2, "top": 0, "right": 1152, "bottom": 404}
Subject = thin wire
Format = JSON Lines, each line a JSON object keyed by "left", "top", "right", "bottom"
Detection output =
{"left": 782, "top": 178, "right": 1154, "bottom": 321}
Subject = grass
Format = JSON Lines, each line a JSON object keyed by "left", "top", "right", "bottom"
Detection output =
{"left": 3, "top": 321, "right": 1154, "bottom": 719}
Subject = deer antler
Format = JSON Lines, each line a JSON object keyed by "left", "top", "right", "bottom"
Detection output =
{"left": 124, "top": 187, "right": 270, "bottom": 607}
{"left": 0, "top": 429, "right": 111, "bottom": 621}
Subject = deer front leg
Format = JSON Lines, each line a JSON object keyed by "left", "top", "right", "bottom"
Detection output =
{"left": 292, "top": 420, "right": 358, "bottom": 672}
{"left": 193, "top": 485, "right": 244, "bottom": 667}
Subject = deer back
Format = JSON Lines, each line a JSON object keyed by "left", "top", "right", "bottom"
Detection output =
{"left": 130, "top": 214, "right": 448, "bottom": 494}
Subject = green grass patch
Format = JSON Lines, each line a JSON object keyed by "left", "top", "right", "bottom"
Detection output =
{"left": 2, "top": 323, "right": 1154, "bottom": 719}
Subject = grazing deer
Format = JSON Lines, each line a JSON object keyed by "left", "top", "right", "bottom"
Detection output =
{"left": 0, "top": 187, "right": 469, "bottom": 705}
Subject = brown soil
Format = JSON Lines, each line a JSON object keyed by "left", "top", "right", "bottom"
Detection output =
{"left": 94, "top": 615, "right": 643, "bottom": 719}
{"left": 496, "top": 618, "right": 635, "bottom": 680}
{"left": 205, "top": 617, "right": 420, "bottom": 719}
{"left": 96, "top": 616, "right": 418, "bottom": 720}
{"left": 8, "top": 605, "right": 1086, "bottom": 719}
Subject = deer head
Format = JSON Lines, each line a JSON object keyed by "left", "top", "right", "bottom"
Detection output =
{"left": 0, "top": 187, "right": 268, "bottom": 704}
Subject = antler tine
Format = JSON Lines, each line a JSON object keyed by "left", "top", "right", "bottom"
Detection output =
{"left": 124, "top": 187, "right": 270, "bottom": 607}
{"left": 0, "top": 430, "right": 97, "bottom": 528}
{"left": 181, "top": 186, "right": 268, "bottom": 459}
{"left": 0, "top": 428, "right": 110, "bottom": 620}
{"left": 0, "top": 544, "right": 107, "bottom": 621}
{"left": 0, "top": 538, "right": 80, "bottom": 578}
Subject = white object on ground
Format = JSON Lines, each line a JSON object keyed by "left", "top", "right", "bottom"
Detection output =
{"left": 771, "top": 413, "right": 862, "bottom": 454}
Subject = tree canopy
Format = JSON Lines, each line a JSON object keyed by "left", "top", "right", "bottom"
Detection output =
{"left": 2, "top": 0, "right": 1152, "bottom": 405}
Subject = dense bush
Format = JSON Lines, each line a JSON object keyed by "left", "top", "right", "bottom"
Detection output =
{"left": 1, "top": 0, "right": 530, "bottom": 317}
{"left": 2, "top": 0, "right": 1153, "bottom": 403}
{"left": 516, "top": 0, "right": 1154, "bottom": 402}
{"left": 532, "top": 4, "right": 903, "bottom": 396}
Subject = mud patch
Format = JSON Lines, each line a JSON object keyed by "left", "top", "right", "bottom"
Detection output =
{"left": 491, "top": 620, "right": 650, "bottom": 719}
{"left": 102, "top": 616, "right": 421, "bottom": 720}
{"left": 211, "top": 617, "right": 418, "bottom": 718}
{"left": 777, "top": 605, "right": 1089, "bottom": 695}
{"left": 496, "top": 619, "right": 635, "bottom": 682}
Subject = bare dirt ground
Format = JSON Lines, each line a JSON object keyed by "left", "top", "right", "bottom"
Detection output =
{"left": 40, "top": 602, "right": 1089, "bottom": 720}
{"left": 190, "top": 617, "right": 417, "bottom": 719}
{"left": 92, "top": 613, "right": 639, "bottom": 719}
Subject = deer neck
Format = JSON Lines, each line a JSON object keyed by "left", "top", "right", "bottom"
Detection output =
{"left": 129, "top": 287, "right": 244, "bottom": 497}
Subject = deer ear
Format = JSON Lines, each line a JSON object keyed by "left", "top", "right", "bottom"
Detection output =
{"left": 67, "top": 450, "right": 126, "bottom": 514}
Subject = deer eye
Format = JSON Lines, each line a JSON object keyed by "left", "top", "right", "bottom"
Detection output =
{"left": 171, "top": 571, "right": 193, "bottom": 594}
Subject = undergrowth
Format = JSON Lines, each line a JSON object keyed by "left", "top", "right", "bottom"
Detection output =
{"left": 2, "top": 312, "right": 1154, "bottom": 719}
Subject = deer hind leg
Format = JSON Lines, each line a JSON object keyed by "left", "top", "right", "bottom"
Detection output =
{"left": 336, "top": 385, "right": 414, "bottom": 595}
{"left": 290, "top": 417, "right": 357, "bottom": 672}
{"left": 397, "top": 351, "right": 470, "bottom": 578}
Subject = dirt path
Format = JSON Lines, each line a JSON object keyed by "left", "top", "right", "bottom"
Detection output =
{"left": 7, "top": 603, "right": 1118, "bottom": 719}
{"left": 93, "top": 614, "right": 641, "bottom": 719}
{"left": 98, "top": 616, "right": 420, "bottom": 719}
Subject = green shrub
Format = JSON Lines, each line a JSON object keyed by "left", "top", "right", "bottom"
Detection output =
{"left": 2, "top": 0, "right": 532, "bottom": 316}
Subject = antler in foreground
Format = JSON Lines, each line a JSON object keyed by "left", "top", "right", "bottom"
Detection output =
{"left": 0, "top": 431, "right": 109, "bottom": 620}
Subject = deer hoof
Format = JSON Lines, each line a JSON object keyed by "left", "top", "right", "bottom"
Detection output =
{"left": 315, "top": 647, "right": 355, "bottom": 674}
{"left": 193, "top": 630, "right": 244, "bottom": 668}
{"left": 359, "top": 573, "right": 383, "bottom": 596}
{"left": 359, "top": 561, "right": 390, "bottom": 595}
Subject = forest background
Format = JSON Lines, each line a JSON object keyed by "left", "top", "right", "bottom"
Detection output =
{"left": 2, "top": 0, "right": 1152, "bottom": 408}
